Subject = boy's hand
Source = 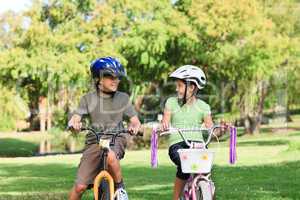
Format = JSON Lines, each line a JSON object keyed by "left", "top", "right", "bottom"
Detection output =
{"left": 128, "top": 125, "right": 140, "bottom": 135}
{"left": 68, "top": 114, "right": 82, "bottom": 132}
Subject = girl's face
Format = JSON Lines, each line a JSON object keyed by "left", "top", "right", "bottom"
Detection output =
{"left": 99, "top": 75, "right": 120, "bottom": 92}
{"left": 175, "top": 79, "right": 195, "bottom": 99}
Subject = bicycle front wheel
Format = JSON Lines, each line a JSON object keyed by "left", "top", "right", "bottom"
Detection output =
{"left": 98, "top": 179, "right": 111, "bottom": 200}
{"left": 195, "top": 180, "right": 214, "bottom": 200}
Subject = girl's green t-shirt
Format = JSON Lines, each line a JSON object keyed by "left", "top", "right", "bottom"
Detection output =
{"left": 165, "top": 97, "right": 211, "bottom": 146}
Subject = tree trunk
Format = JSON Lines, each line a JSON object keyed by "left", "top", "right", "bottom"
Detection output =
{"left": 134, "top": 95, "right": 144, "bottom": 113}
{"left": 39, "top": 139, "right": 45, "bottom": 154}
{"left": 47, "top": 100, "right": 52, "bottom": 130}
{"left": 68, "top": 138, "right": 76, "bottom": 152}
{"left": 243, "top": 81, "right": 268, "bottom": 134}
{"left": 286, "top": 100, "right": 293, "bottom": 122}
{"left": 38, "top": 96, "right": 47, "bottom": 132}
{"left": 252, "top": 81, "right": 268, "bottom": 134}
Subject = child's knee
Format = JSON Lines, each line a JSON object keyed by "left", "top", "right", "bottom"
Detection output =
{"left": 74, "top": 184, "right": 88, "bottom": 194}
{"left": 107, "top": 150, "right": 118, "bottom": 164}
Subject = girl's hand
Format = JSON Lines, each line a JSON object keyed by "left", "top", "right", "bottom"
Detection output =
{"left": 160, "top": 119, "right": 170, "bottom": 131}
{"left": 220, "top": 119, "right": 231, "bottom": 131}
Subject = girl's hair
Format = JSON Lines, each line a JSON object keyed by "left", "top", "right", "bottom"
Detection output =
{"left": 178, "top": 80, "right": 199, "bottom": 106}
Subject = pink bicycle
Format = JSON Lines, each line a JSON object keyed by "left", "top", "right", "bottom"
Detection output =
{"left": 152, "top": 125, "right": 237, "bottom": 200}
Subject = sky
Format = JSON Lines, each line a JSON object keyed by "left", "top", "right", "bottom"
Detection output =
{"left": 0, "top": 0, "right": 32, "bottom": 14}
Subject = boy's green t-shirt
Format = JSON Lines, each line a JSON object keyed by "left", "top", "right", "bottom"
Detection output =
{"left": 165, "top": 97, "right": 211, "bottom": 146}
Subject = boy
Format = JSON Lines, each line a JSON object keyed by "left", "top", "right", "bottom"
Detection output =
{"left": 68, "top": 57, "right": 141, "bottom": 200}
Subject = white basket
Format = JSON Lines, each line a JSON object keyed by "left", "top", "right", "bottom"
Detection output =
{"left": 178, "top": 149, "right": 214, "bottom": 174}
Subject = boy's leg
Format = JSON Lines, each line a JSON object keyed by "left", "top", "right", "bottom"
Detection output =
{"left": 107, "top": 135, "right": 127, "bottom": 188}
{"left": 68, "top": 184, "right": 88, "bottom": 200}
{"left": 107, "top": 136, "right": 129, "bottom": 200}
{"left": 69, "top": 144, "right": 102, "bottom": 200}
{"left": 107, "top": 150, "right": 122, "bottom": 183}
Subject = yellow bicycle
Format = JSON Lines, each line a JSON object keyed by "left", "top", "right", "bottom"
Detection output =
{"left": 80, "top": 127, "right": 132, "bottom": 200}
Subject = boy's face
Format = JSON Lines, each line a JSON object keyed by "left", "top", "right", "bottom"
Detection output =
{"left": 99, "top": 75, "right": 120, "bottom": 92}
{"left": 175, "top": 79, "right": 195, "bottom": 99}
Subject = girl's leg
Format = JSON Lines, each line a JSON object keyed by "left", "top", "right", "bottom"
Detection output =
{"left": 169, "top": 142, "right": 190, "bottom": 200}
{"left": 173, "top": 177, "right": 186, "bottom": 200}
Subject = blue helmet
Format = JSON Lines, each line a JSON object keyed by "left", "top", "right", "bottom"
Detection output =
{"left": 90, "top": 57, "right": 126, "bottom": 79}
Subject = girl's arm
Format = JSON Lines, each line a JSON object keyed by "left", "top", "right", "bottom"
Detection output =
{"left": 203, "top": 114, "right": 214, "bottom": 129}
{"left": 161, "top": 108, "right": 171, "bottom": 131}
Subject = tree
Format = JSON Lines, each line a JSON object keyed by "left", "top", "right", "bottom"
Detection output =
{"left": 175, "top": 0, "right": 299, "bottom": 133}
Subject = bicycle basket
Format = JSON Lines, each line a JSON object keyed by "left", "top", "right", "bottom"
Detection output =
{"left": 178, "top": 149, "right": 214, "bottom": 173}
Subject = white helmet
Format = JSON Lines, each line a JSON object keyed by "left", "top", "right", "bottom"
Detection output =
{"left": 169, "top": 65, "right": 206, "bottom": 89}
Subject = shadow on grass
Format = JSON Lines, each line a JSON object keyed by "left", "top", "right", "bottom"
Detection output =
{"left": 288, "top": 132, "right": 300, "bottom": 137}
{"left": 213, "top": 161, "right": 300, "bottom": 200}
{"left": 0, "top": 138, "right": 38, "bottom": 157}
{"left": 237, "top": 139, "right": 290, "bottom": 147}
{"left": 0, "top": 161, "right": 299, "bottom": 200}
{"left": 0, "top": 138, "right": 84, "bottom": 158}
{"left": 260, "top": 127, "right": 300, "bottom": 134}
{"left": 0, "top": 163, "right": 75, "bottom": 200}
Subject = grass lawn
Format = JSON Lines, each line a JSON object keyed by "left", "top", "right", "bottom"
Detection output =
{"left": 0, "top": 131, "right": 300, "bottom": 200}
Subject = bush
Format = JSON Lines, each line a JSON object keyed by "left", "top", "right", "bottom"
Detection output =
{"left": 52, "top": 108, "right": 68, "bottom": 130}
{"left": 129, "top": 122, "right": 169, "bottom": 150}
{"left": 48, "top": 127, "right": 85, "bottom": 152}
{"left": 0, "top": 86, "right": 29, "bottom": 131}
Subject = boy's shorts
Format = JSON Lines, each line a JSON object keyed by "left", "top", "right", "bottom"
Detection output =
{"left": 75, "top": 135, "right": 127, "bottom": 185}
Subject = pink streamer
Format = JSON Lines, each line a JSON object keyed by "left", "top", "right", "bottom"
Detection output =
{"left": 151, "top": 128, "right": 158, "bottom": 168}
{"left": 229, "top": 126, "right": 237, "bottom": 164}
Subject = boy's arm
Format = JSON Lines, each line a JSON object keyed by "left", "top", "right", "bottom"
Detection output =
{"left": 68, "top": 95, "right": 88, "bottom": 132}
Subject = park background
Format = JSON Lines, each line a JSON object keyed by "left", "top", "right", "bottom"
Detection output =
{"left": 0, "top": 0, "right": 299, "bottom": 199}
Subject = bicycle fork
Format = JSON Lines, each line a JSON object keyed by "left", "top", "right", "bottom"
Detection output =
{"left": 93, "top": 171, "right": 114, "bottom": 200}
{"left": 191, "top": 174, "right": 215, "bottom": 200}
{"left": 93, "top": 148, "right": 115, "bottom": 200}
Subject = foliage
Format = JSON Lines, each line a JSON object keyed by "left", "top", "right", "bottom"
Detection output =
{"left": 0, "top": 86, "right": 29, "bottom": 131}
{"left": 0, "top": 0, "right": 299, "bottom": 133}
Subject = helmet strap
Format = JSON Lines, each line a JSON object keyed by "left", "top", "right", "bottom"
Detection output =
{"left": 178, "top": 81, "right": 188, "bottom": 107}
{"left": 101, "top": 90, "right": 116, "bottom": 96}
{"left": 97, "top": 80, "right": 116, "bottom": 97}
{"left": 179, "top": 81, "right": 197, "bottom": 107}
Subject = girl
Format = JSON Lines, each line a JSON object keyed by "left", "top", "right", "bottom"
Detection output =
{"left": 161, "top": 65, "right": 214, "bottom": 200}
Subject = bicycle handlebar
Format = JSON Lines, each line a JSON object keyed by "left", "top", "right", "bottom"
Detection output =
{"left": 157, "top": 124, "right": 225, "bottom": 147}
{"left": 68, "top": 126, "right": 143, "bottom": 146}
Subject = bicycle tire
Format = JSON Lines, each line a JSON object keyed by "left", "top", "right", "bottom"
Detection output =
{"left": 98, "top": 179, "right": 111, "bottom": 200}
{"left": 196, "top": 180, "right": 214, "bottom": 200}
